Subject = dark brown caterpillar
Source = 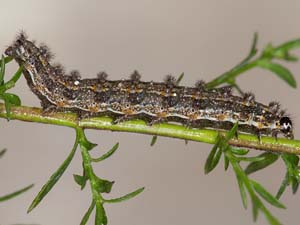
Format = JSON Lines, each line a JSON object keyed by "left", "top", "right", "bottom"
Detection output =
{"left": 4, "top": 32, "right": 294, "bottom": 139}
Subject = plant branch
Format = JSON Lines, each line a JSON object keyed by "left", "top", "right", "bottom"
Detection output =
{"left": 1, "top": 103, "right": 300, "bottom": 155}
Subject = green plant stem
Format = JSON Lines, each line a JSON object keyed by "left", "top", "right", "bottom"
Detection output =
{"left": 1, "top": 103, "right": 300, "bottom": 154}
{"left": 206, "top": 60, "right": 258, "bottom": 88}
{"left": 81, "top": 156, "right": 104, "bottom": 204}
{"left": 77, "top": 128, "right": 107, "bottom": 224}
{"left": 0, "top": 184, "right": 34, "bottom": 202}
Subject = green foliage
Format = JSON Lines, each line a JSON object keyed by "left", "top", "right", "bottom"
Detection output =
{"left": 27, "top": 129, "right": 79, "bottom": 213}
{"left": 205, "top": 123, "right": 238, "bottom": 174}
{"left": 0, "top": 55, "right": 22, "bottom": 120}
{"left": 1, "top": 33, "right": 300, "bottom": 225}
{"left": 104, "top": 187, "right": 145, "bottom": 203}
{"left": 245, "top": 152, "right": 279, "bottom": 174}
{"left": 202, "top": 34, "right": 300, "bottom": 223}
{"left": 204, "top": 124, "right": 287, "bottom": 225}
{"left": 206, "top": 33, "right": 299, "bottom": 89}
{"left": 80, "top": 200, "right": 95, "bottom": 225}
{"left": 91, "top": 143, "right": 119, "bottom": 162}
{"left": 0, "top": 184, "right": 34, "bottom": 202}
{"left": 76, "top": 128, "right": 144, "bottom": 225}
{"left": 150, "top": 135, "right": 158, "bottom": 146}
{"left": 276, "top": 154, "right": 300, "bottom": 199}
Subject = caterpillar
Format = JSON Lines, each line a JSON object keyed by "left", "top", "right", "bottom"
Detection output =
{"left": 4, "top": 32, "right": 294, "bottom": 139}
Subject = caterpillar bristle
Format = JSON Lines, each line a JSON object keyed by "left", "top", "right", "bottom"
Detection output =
{"left": 130, "top": 70, "right": 141, "bottom": 82}
{"left": 39, "top": 43, "right": 54, "bottom": 61}
{"left": 52, "top": 63, "right": 65, "bottom": 76}
{"left": 164, "top": 75, "right": 176, "bottom": 87}
{"left": 195, "top": 80, "right": 206, "bottom": 90}
{"left": 97, "top": 72, "right": 108, "bottom": 81}
{"left": 269, "top": 101, "right": 280, "bottom": 114}
{"left": 243, "top": 92, "right": 255, "bottom": 103}
{"left": 16, "top": 30, "right": 28, "bottom": 42}
{"left": 70, "top": 70, "right": 81, "bottom": 80}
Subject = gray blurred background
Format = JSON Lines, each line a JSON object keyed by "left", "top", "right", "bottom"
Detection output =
{"left": 1, "top": 1, "right": 300, "bottom": 225}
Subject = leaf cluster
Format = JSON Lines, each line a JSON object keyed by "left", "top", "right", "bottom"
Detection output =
{"left": 204, "top": 124, "right": 299, "bottom": 225}
{"left": 0, "top": 55, "right": 22, "bottom": 119}
{"left": 203, "top": 34, "right": 300, "bottom": 225}
{"left": 206, "top": 33, "right": 299, "bottom": 90}
{"left": 26, "top": 128, "right": 144, "bottom": 225}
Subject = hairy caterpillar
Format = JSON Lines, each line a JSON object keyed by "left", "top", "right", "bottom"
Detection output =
{"left": 4, "top": 32, "right": 294, "bottom": 139}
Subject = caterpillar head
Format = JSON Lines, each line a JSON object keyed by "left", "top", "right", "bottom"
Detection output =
{"left": 5, "top": 32, "right": 40, "bottom": 63}
{"left": 279, "top": 116, "right": 293, "bottom": 139}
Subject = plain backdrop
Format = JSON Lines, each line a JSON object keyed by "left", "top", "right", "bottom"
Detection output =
{"left": 1, "top": 1, "right": 300, "bottom": 225}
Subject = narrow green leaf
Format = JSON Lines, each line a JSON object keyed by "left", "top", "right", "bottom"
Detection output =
{"left": 283, "top": 153, "right": 299, "bottom": 166}
{"left": 250, "top": 32, "right": 258, "bottom": 54}
{"left": 176, "top": 72, "right": 184, "bottom": 85}
{"left": 257, "top": 60, "right": 296, "bottom": 88}
{"left": 8, "top": 65, "right": 23, "bottom": 84}
{"left": 80, "top": 200, "right": 95, "bottom": 225}
{"left": 0, "top": 148, "right": 7, "bottom": 158}
{"left": 1, "top": 92, "right": 21, "bottom": 119}
{"left": 73, "top": 174, "right": 87, "bottom": 190}
{"left": 274, "top": 39, "right": 300, "bottom": 53}
{"left": 104, "top": 187, "right": 145, "bottom": 204}
{"left": 27, "top": 133, "right": 79, "bottom": 213}
{"left": 205, "top": 33, "right": 258, "bottom": 89}
{"left": 237, "top": 178, "right": 247, "bottom": 209}
{"left": 251, "top": 180, "right": 286, "bottom": 209}
{"left": 95, "top": 177, "right": 114, "bottom": 194}
{"left": 3, "top": 94, "right": 11, "bottom": 120}
{"left": 262, "top": 206, "right": 282, "bottom": 225}
{"left": 272, "top": 39, "right": 300, "bottom": 61}
{"left": 91, "top": 143, "right": 119, "bottom": 162}
{"left": 95, "top": 201, "right": 107, "bottom": 225}
{"left": 292, "top": 179, "right": 299, "bottom": 194}
{"left": 231, "top": 147, "right": 249, "bottom": 155}
{"left": 1, "top": 56, "right": 13, "bottom": 65}
{"left": 211, "top": 147, "right": 223, "bottom": 171}
{"left": 3, "top": 93, "right": 21, "bottom": 106}
{"left": 225, "top": 123, "right": 239, "bottom": 142}
{"left": 273, "top": 50, "right": 298, "bottom": 61}
{"left": 245, "top": 152, "right": 279, "bottom": 175}
{"left": 204, "top": 136, "right": 220, "bottom": 174}
{"left": 236, "top": 155, "right": 268, "bottom": 162}
{"left": 150, "top": 135, "right": 158, "bottom": 146}
{"left": 252, "top": 199, "right": 259, "bottom": 222}
{"left": 0, "top": 184, "right": 34, "bottom": 202}
{"left": 224, "top": 155, "right": 230, "bottom": 171}
{"left": 294, "top": 167, "right": 300, "bottom": 182}
{"left": 276, "top": 172, "right": 289, "bottom": 199}
{"left": 0, "top": 55, "right": 5, "bottom": 85}
{"left": 0, "top": 66, "right": 23, "bottom": 93}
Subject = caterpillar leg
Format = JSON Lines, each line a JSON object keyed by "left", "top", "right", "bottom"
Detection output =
{"left": 40, "top": 101, "right": 60, "bottom": 115}
{"left": 146, "top": 117, "right": 167, "bottom": 126}
{"left": 271, "top": 130, "right": 279, "bottom": 141}
{"left": 256, "top": 130, "right": 262, "bottom": 144}
{"left": 112, "top": 115, "right": 128, "bottom": 124}
{"left": 111, "top": 114, "right": 138, "bottom": 124}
